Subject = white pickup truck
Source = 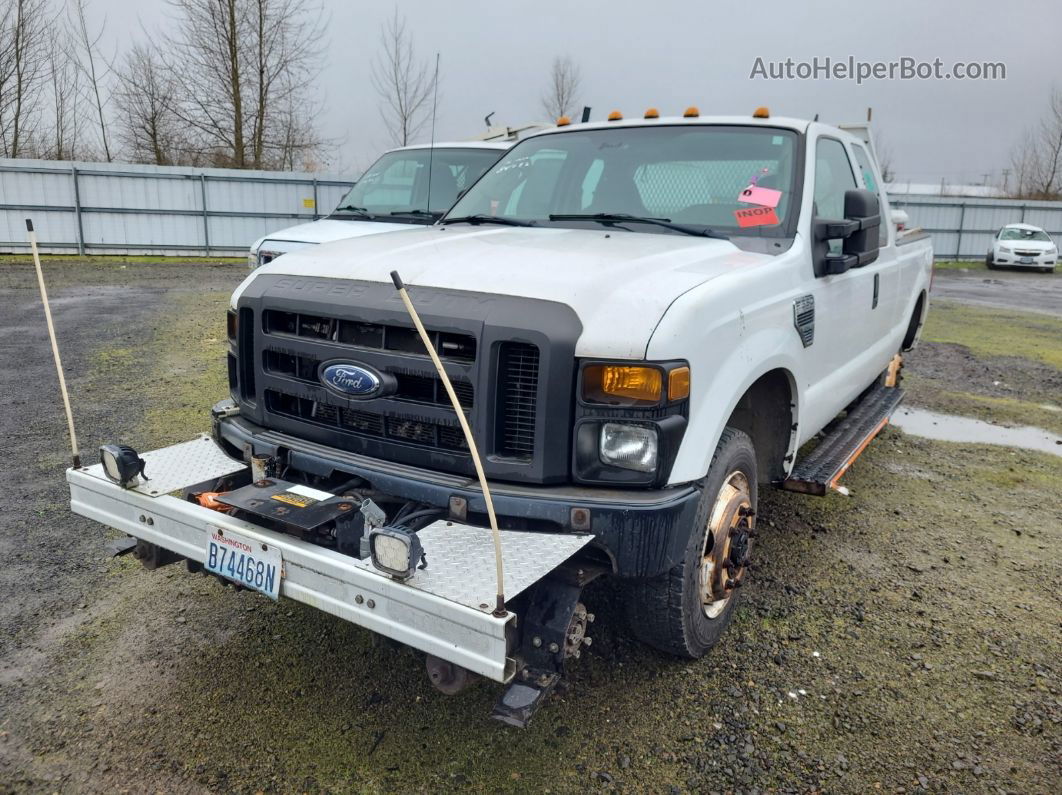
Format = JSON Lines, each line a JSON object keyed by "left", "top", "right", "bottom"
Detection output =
{"left": 248, "top": 142, "right": 510, "bottom": 269}
{"left": 69, "top": 108, "right": 932, "bottom": 727}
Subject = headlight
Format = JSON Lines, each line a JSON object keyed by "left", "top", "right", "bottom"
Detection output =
{"left": 247, "top": 252, "right": 258, "bottom": 269}
{"left": 1048, "top": 246, "right": 1057, "bottom": 255}
{"left": 369, "top": 527, "right": 423, "bottom": 580}
{"left": 999, "top": 246, "right": 1012, "bottom": 254}
{"left": 600, "top": 423, "right": 658, "bottom": 472}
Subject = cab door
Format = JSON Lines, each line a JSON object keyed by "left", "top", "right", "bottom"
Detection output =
{"left": 804, "top": 136, "right": 883, "bottom": 411}
{"left": 850, "top": 142, "right": 900, "bottom": 342}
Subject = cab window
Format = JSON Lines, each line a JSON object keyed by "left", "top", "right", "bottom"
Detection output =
{"left": 813, "top": 138, "right": 858, "bottom": 253}
{"left": 852, "top": 144, "right": 889, "bottom": 246}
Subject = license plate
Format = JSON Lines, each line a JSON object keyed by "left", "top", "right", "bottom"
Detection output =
{"left": 205, "top": 526, "right": 282, "bottom": 599}
{"left": 1020, "top": 257, "right": 1034, "bottom": 264}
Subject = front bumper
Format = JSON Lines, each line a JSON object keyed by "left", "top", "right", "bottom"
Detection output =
{"left": 214, "top": 412, "right": 700, "bottom": 578}
{"left": 993, "top": 251, "right": 1056, "bottom": 268}
{"left": 68, "top": 439, "right": 594, "bottom": 682}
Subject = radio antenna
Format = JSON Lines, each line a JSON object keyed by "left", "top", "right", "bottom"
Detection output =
{"left": 389, "top": 270, "right": 507, "bottom": 617}
{"left": 424, "top": 53, "right": 440, "bottom": 219}
{"left": 26, "top": 219, "right": 81, "bottom": 468}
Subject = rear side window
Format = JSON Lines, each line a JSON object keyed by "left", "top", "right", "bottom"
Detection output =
{"left": 813, "top": 138, "right": 858, "bottom": 254}
{"left": 852, "top": 144, "right": 889, "bottom": 246}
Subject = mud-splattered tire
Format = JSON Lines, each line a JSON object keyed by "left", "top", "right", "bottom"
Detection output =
{"left": 624, "top": 428, "right": 757, "bottom": 658}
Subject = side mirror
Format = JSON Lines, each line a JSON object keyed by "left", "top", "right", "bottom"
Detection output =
{"left": 813, "top": 189, "right": 881, "bottom": 277}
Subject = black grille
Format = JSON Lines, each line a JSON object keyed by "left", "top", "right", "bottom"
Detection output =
{"left": 263, "top": 350, "right": 474, "bottom": 410}
{"left": 263, "top": 309, "right": 476, "bottom": 362}
{"left": 265, "top": 390, "right": 468, "bottom": 451}
{"left": 496, "top": 343, "right": 540, "bottom": 459}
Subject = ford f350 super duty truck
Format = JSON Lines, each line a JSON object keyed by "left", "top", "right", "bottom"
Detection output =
{"left": 69, "top": 107, "right": 932, "bottom": 727}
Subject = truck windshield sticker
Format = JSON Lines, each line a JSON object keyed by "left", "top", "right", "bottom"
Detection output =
{"left": 737, "top": 185, "right": 782, "bottom": 208}
{"left": 734, "top": 205, "right": 780, "bottom": 228}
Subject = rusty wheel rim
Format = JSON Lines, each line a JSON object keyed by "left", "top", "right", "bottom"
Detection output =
{"left": 699, "top": 470, "right": 753, "bottom": 619}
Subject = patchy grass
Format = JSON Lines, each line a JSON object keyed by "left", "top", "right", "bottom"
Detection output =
{"left": 932, "top": 259, "right": 988, "bottom": 271}
{"left": 922, "top": 300, "right": 1062, "bottom": 371}
{"left": 0, "top": 254, "right": 246, "bottom": 265}
{"left": 905, "top": 374, "right": 1062, "bottom": 436}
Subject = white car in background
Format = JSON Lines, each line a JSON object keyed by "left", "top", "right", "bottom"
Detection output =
{"left": 248, "top": 142, "right": 510, "bottom": 268}
{"left": 986, "top": 223, "right": 1057, "bottom": 273}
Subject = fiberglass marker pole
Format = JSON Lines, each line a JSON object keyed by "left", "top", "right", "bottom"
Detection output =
{"left": 390, "top": 270, "right": 507, "bottom": 616}
{"left": 26, "top": 219, "right": 81, "bottom": 468}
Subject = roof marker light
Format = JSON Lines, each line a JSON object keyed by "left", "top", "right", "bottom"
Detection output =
{"left": 644, "top": 107, "right": 659, "bottom": 119}
{"left": 753, "top": 106, "right": 770, "bottom": 118}
{"left": 683, "top": 106, "right": 700, "bottom": 118}
{"left": 556, "top": 115, "right": 571, "bottom": 127}
{"left": 607, "top": 110, "right": 623, "bottom": 121}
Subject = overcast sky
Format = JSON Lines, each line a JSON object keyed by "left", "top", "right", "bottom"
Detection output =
{"left": 94, "top": 0, "right": 1059, "bottom": 186}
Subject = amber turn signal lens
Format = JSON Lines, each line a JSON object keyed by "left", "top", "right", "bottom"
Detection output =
{"left": 583, "top": 365, "right": 663, "bottom": 404}
{"left": 668, "top": 366, "right": 691, "bottom": 400}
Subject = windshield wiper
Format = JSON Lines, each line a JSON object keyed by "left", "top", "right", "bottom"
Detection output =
{"left": 389, "top": 209, "right": 442, "bottom": 220}
{"left": 441, "top": 214, "right": 536, "bottom": 227}
{"left": 548, "top": 213, "right": 728, "bottom": 240}
{"left": 333, "top": 205, "right": 376, "bottom": 219}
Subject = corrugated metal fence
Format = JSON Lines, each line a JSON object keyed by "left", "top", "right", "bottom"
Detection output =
{"left": 0, "top": 158, "right": 354, "bottom": 256}
{"left": 888, "top": 194, "right": 1062, "bottom": 260}
{"left": 2, "top": 157, "right": 1061, "bottom": 260}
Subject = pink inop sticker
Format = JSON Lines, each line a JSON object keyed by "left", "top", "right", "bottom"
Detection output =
{"left": 737, "top": 185, "right": 782, "bottom": 208}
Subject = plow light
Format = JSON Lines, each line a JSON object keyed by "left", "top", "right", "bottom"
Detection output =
{"left": 369, "top": 527, "right": 424, "bottom": 580}
{"left": 99, "top": 444, "right": 148, "bottom": 489}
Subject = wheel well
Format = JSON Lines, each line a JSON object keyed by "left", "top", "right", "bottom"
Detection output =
{"left": 725, "top": 369, "right": 794, "bottom": 484}
{"left": 901, "top": 291, "right": 926, "bottom": 351}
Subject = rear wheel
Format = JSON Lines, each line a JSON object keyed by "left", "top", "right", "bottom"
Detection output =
{"left": 625, "top": 428, "right": 757, "bottom": 658}
{"left": 1042, "top": 267, "right": 1054, "bottom": 274}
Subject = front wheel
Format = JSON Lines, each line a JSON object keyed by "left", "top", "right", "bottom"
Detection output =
{"left": 625, "top": 428, "right": 757, "bottom": 658}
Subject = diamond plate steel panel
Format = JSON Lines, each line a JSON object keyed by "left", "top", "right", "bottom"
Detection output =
{"left": 356, "top": 521, "right": 593, "bottom": 611}
{"left": 83, "top": 435, "right": 246, "bottom": 497}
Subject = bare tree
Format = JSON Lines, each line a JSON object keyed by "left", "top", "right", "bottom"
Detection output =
{"left": 1008, "top": 87, "right": 1062, "bottom": 200}
{"left": 0, "top": 0, "right": 50, "bottom": 157}
{"left": 162, "top": 0, "right": 326, "bottom": 168}
{"left": 45, "top": 25, "right": 83, "bottom": 159}
{"left": 541, "top": 55, "right": 581, "bottom": 122}
{"left": 67, "top": 0, "right": 111, "bottom": 160}
{"left": 112, "top": 44, "right": 187, "bottom": 164}
{"left": 371, "top": 9, "right": 436, "bottom": 147}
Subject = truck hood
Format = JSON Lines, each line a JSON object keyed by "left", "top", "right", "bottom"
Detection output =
{"left": 252, "top": 218, "right": 414, "bottom": 250}
{"left": 234, "top": 225, "right": 772, "bottom": 358}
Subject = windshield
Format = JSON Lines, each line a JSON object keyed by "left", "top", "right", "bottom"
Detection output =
{"left": 332, "top": 147, "right": 503, "bottom": 220}
{"left": 1000, "top": 227, "right": 1051, "bottom": 242}
{"left": 444, "top": 125, "right": 800, "bottom": 244}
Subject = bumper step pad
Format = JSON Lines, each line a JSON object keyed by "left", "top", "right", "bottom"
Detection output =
{"left": 782, "top": 384, "right": 905, "bottom": 496}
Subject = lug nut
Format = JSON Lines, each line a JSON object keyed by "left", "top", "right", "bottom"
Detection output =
{"left": 586, "top": 613, "right": 595, "bottom": 623}
{"left": 532, "top": 636, "right": 542, "bottom": 648}
{"left": 548, "top": 642, "right": 560, "bottom": 654}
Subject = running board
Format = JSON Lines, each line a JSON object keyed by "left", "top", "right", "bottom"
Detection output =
{"left": 781, "top": 384, "right": 905, "bottom": 496}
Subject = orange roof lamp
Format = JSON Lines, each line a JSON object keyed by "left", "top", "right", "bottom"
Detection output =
{"left": 683, "top": 106, "right": 700, "bottom": 118}
{"left": 753, "top": 106, "right": 770, "bottom": 118}
{"left": 556, "top": 115, "right": 571, "bottom": 127}
{"left": 607, "top": 110, "right": 623, "bottom": 121}
{"left": 644, "top": 107, "right": 659, "bottom": 119}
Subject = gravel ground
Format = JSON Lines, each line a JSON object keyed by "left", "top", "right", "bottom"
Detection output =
{"left": 930, "top": 267, "right": 1061, "bottom": 317}
{"left": 0, "top": 260, "right": 1059, "bottom": 793}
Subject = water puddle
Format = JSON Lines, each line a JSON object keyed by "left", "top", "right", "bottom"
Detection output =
{"left": 891, "top": 407, "right": 1062, "bottom": 458}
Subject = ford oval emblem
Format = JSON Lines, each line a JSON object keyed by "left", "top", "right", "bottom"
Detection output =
{"left": 320, "top": 362, "right": 382, "bottom": 398}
